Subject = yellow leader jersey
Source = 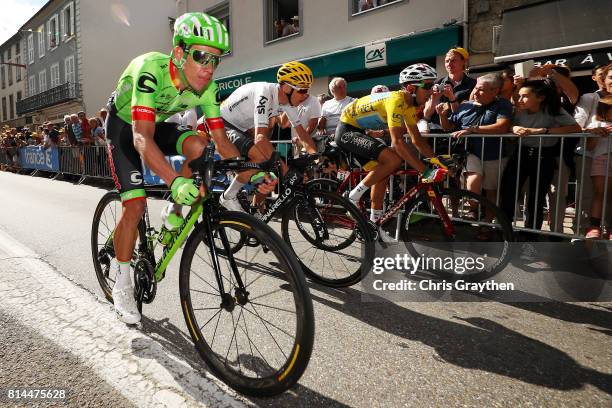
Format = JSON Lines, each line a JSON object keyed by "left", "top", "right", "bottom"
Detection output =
{"left": 340, "top": 91, "right": 417, "bottom": 130}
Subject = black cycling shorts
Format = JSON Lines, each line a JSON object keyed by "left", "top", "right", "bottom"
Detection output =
{"left": 223, "top": 119, "right": 254, "bottom": 158}
{"left": 334, "top": 122, "right": 388, "bottom": 165}
{"left": 106, "top": 111, "right": 198, "bottom": 201}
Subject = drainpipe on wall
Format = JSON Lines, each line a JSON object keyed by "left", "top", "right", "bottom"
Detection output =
{"left": 176, "top": 0, "right": 187, "bottom": 15}
{"left": 463, "top": 0, "right": 469, "bottom": 53}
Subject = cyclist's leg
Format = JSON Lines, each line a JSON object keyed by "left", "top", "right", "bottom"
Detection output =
{"left": 106, "top": 112, "right": 147, "bottom": 266}
{"left": 106, "top": 112, "right": 146, "bottom": 323}
{"left": 334, "top": 122, "right": 400, "bottom": 204}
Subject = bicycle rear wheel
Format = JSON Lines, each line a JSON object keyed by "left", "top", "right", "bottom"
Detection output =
{"left": 179, "top": 211, "right": 314, "bottom": 397}
{"left": 281, "top": 190, "right": 374, "bottom": 287}
{"left": 400, "top": 188, "right": 513, "bottom": 282}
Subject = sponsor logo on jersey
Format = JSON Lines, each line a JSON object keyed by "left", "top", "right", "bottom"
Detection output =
{"left": 227, "top": 95, "right": 249, "bottom": 112}
{"left": 130, "top": 170, "right": 143, "bottom": 185}
{"left": 137, "top": 72, "right": 158, "bottom": 93}
{"left": 256, "top": 96, "right": 268, "bottom": 115}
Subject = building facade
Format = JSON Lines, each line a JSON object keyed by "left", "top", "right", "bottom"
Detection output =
{"left": 0, "top": 32, "right": 28, "bottom": 128}
{"left": 183, "top": 0, "right": 466, "bottom": 97}
{"left": 13, "top": 0, "right": 174, "bottom": 127}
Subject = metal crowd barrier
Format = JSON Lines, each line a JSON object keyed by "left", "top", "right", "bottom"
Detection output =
{"left": 3, "top": 133, "right": 610, "bottom": 240}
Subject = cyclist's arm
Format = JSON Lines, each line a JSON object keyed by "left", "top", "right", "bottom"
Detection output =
{"left": 406, "top": 123, "right": 435, "bottom": 157}
{"left": 388, "top": 126, "right": 426, "bottom": 173}
{"left": 316, "top": 116, "right": 327, "bottom": 134}
{"left": 293, "top": 124, "right": 317, "bottom": 153}
{"left": 206, "top": 117, "right": 241, "bottom": 159}
{"left": 133, "top": 119, "right": 179, "bottom": 185}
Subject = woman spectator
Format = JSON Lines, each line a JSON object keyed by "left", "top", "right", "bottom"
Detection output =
{"left": 500, "top": 80, "right": 581, "bottom": 231}
{"left": 582, "top": 96, "right": 612, "bottom": 239}
{"left": 90, "top": 117, "right": 106, "bottom": 146}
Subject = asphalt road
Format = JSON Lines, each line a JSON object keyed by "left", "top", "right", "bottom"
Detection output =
{"left": 0, "top": 171, "right": 611, "bottom": 407}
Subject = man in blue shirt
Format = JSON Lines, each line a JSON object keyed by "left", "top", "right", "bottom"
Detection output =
{"left": 438, "top": 73, "right": 512, "bottom": 213}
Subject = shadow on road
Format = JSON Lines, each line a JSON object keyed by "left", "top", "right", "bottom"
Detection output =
{"left": 133, "top": 316, "right": 348, "bottom": 407}
{"left": 308, "top": 283, "right": 612, "bottom": 396}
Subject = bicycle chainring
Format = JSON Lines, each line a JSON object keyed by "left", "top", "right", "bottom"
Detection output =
{"left": 134, "top": 258, "right": 157, "bottom": 304}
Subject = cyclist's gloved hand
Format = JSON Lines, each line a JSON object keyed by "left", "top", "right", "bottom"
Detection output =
{"left": 170, "top": 176, "right": 200, "bottom": 205}
{"left": 421, "top": 166, "right": 447, "bottom": 184}
{"left": 250, "top": 172, "right": 278, "bottom": 194}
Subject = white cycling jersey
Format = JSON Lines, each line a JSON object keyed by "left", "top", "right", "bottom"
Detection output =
{"left": 220, "top": 82, "right": 282, "bottom": 132}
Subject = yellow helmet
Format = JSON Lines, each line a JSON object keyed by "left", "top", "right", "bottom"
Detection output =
{"left": 277, "top": 61, "right": 313, "bottom": 88}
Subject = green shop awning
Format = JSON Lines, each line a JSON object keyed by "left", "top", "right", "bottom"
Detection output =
{"left": 216, "top": 25, "right": 460, "bottom": 97}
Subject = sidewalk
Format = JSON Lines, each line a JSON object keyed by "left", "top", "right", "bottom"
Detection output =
{"left": 0, "top": 228, "right": 250, "bottom": 408}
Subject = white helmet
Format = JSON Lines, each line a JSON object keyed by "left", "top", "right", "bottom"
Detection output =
{"left": 399, "top": 63, "right": 437, "bottom": 84}
{"left": 371, "top": 84, "right": 389, "bottom": 94}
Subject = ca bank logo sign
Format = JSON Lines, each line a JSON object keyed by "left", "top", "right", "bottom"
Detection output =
{"left": 365, "top": 42, "right": 387, "bottom": 69}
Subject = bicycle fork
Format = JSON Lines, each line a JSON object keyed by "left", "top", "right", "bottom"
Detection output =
{"left": 202, "top": 215, "right": 249, "bottom": 312}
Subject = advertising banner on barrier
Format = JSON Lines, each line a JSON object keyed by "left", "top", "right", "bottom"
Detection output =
{"left": 19, "top": 146, "right": 60, "bottom": 171}
{"left": 142, "top": 155, "right": 185, "bottom": 185}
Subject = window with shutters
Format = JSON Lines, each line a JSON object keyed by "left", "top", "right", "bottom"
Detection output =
{"left": 38, "top": 25, "right": 45, "bottom": 57}
{"left": 50, "top": 63, "right": 60, "bottom": 88}
{"left": 65, "top": 55, "right": 75, "bottom": 84}
{"left": 39, "top": 70, "right": 47, "bottom": 93}
{"left": 48, "top": 15, "right": 59, "bottom": 49}
{"left": 61, "top": 2, "right": 75, "bottom": 40}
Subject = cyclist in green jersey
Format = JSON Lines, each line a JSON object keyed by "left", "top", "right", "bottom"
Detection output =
{"left": 105, "top": 12, "right": 272, "bottom": 324}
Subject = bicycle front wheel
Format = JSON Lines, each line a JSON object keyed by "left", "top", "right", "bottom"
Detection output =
{"left": 281, "top": 190, "right": 374, "bottom": 287}
{"left": 400, "top": 188, "right": 513, "bottom": 282}
{"left": 179, "top": 211, "right": 314, "bottom": 397}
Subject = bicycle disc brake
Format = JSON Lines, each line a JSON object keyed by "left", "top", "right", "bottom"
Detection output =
{"left": 134, "top": 258, "right": 157, "bottom": 304}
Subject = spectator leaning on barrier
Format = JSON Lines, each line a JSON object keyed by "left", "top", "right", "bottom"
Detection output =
{"left": 424, "top": 47, "right": 476, "bottom": 134}
{"left": 98, "top": 108, "right": 108, "bottom": 127}
{"left": 500, "top": 80, "right": 581, "bottom": 231}
{"left": 64, "top": 115, "right": 77, "bottom": 145}
{"left": 78, "top": 111, "right": 92, "bottom": 144}
{"left": 70, "top": 114, "right": 83, "bottom": 144}
{"left": 582, "top": 95, "right": 612, "bottom": 239}
{"left": 438, "top": 74, "right": 512, "bottom": 236}
{"left": 317, "top": 77, "right": 354, "bottom": 137}
{"left": 90, "top": 117, "right": 106, "bottom": 146}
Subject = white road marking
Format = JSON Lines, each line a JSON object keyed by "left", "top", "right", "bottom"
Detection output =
{"left": 0, "top": 227, "right": 251, "bottom": 408}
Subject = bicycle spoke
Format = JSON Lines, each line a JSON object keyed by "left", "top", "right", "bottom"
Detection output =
{"left": 243, "top": 304, "right": 290, "bottom": 359}
{"left": 199, "top": 308, "right": 222, "bottom": 332}
{"left": 249, "top": 301, "right": 297, "bottom": 315}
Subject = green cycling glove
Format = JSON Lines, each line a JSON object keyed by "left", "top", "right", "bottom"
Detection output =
{"left": 170, "top": 176, "right": 199, "bottom": 205}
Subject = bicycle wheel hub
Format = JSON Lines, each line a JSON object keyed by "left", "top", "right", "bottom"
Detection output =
{"left": 220, "top": 292, "right": 235, "bottom": 312}
{"left": 234, "top": 287, "right": 250, "bottom": 306}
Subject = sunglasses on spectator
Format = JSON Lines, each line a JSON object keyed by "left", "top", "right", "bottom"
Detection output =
{"left": 188, "top": 49, "right": 221, "bottom": 68}
{"left": 286, "top": 83, "right": 310, "bottom": 94}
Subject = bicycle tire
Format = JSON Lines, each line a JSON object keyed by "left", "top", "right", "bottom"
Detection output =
{"left": 400, "top": 187, "right": 514, "bottom": 282}
{"left": 90, "top": 191, "right": 147, "bottom": 302}
{"left": 281, "top": 189, "right": 374, "bottom": 287}
{"left": 179, "top": 211, "right": 314, "bottom": 397}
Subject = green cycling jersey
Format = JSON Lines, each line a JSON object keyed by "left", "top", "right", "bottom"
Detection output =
{"left": 111, "top": 51, "right": 221, "bottom": 124}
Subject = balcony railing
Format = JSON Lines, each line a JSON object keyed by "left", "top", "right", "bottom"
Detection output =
{"left": 16, "top": 82, "right": 81, "bottom": 115}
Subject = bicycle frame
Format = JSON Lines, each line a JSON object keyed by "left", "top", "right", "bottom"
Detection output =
{"left": 334, "top": 168, "right": 455, "bottom": 238}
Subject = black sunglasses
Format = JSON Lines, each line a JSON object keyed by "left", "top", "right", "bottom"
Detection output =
{"left": 188, "top": 49, "right": 221, "bottom": 68}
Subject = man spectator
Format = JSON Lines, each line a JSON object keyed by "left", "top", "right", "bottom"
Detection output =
{"left": 424, "top": 47, "right": 476, "bottom": 133}
{"left": 64, "top": 115, "right": 77, "bottom": 145}
{"left": 45, "top": 122, "right": 60, "bottom": 148}
{"left": 438, "top": 74, "right": 512, "bottom": 224}
{"left": 71, "top": 114, "right": 83, "bottom": 144}
{"left": 317, "top": 77, "right": 354, "bottom": 137}
{"left": 98, "top": 108, "right": 108, "bottom": 127}
{"left": 591, "top": 64, "right": 609, "bottom": 96}
{"left": 78, "top": 111, "right": 92, "bottom": 144}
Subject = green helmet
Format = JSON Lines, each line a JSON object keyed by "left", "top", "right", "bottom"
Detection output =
{"left": 173, "top": 12, "right": 230, "bottom": 54}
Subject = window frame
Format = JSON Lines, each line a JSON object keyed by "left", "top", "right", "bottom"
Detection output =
{"left": 28, "top": 75, "right": 36, "bottom": 97}
{"left": 37, "top": 25, "right": 45, "bottom": 58}
{"left": 65, "top": 55, "right": 75, "bottom": 84}
{"left": 27, "top": 34, "right": 34, "bottom": 64}
{"left": 15, "top": 56, "right": 22, "bottom": 82}
{"left": 39, "top": 69, "right": 47, "bottom": 93}
{"left": 349, "top": 0, "right": 405, "bottom": 18}
{"left": 1, "top": 97, "right": 6, "bottom": 122}
{"left": 50, "top": 62, "right": 61, "bottom": 88}
{"left": 9, "top": 94, "right": 14, "bottom": 119}
{"left": 61, "top": 2, "right": 75, "bottom": 41}
{"left": 48, "top": 14, "right": 60, "bottom": 50}
{"left": 263, "top": 0, "right": 303, "bottom": 46}
{"left": 1, "top": 65, "right": 5, "bottom": 90}
{"left": 206, "top": 0, "right": 232, "bottom": 56}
